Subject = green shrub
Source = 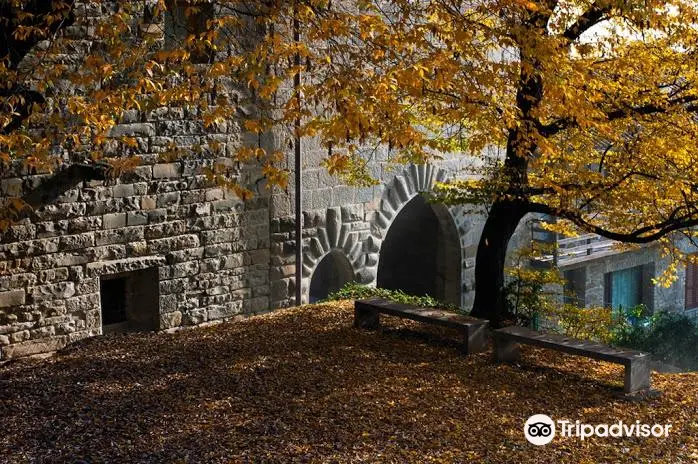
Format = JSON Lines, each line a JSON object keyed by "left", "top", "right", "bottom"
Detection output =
{"left": 323, "top": 282, "right": 462, "bottom": 313}
{"left": 502, "top": 265, "right": 565, "bottom": 327}
{"left": 611, "top": 308, "right": 698, "bottom": 370}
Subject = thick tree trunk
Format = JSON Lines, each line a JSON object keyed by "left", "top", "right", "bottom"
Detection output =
{"left": 470, "top": 200, "right": 527, "bottom": 327}
{"left": 468, "top": 13, "right": 545, "bottom": 326}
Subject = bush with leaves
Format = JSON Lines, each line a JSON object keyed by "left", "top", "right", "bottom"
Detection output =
{"left": 502, "top": 243, "right": 565, "bottom": 327}
{"left": 610, "top": 308, "right": 698, "bottom": 370}
{"left": 503, "top": 244, "right": 627, "bottom": 343}
{"left": 324, "top": 282, "right": 462, "bottom": 313}
{"left": 545, "top": 304, "right": 618, "bottom": 343}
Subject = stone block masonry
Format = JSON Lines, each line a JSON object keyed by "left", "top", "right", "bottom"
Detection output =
{"left": 272, "top": 161, "right": 487, "bottom": 310}
{"left": 0, "top": 1, "right": 512, "bottom": 359}
{"left": 0, "top": 113, "right": 271, "bottom": 360}
{"left": 0, "top": 145, "right": 493, "bottom": 361}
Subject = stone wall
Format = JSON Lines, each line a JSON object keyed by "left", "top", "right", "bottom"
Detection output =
{"left": 0, "top": 0, "right": 275, "bottom": 360}
{"left": 0, "top": 107, "right": 272, "bottom": 361}
{"left": 267, "top": 141, "right": 530, "bottom": 310}
{"left": 0, "top": 151, "right": 497, "bottom": 361}
{"left": 0, "top": 124, "right": 538, "bottom": 361}
{"left": 0, "top": 1, "right": 548, "bottom": 360}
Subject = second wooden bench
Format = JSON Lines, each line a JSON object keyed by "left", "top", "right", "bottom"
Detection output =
{"left": 493, "top": 325, "right": 651, "bottom": 393}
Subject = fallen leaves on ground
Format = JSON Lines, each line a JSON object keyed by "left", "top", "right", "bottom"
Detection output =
{"left": 1, "top": 301, "right": 696, "bottom": 463}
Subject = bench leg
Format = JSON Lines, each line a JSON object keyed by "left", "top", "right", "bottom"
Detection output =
{"left": 461, "top": 324, "right": 488, "bottom": 355}
{"left": 354, "top": 307, "right": 380, "bottom": 329}
{"left": 624, "top": 358, "right": 651, "bottom": 393}
{"left": 494, "top": 337, "right": 520, "bottom": 362}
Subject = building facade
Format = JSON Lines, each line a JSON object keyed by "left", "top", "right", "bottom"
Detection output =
{"left": 0, "top": 0, "right": 493, "bottom": 359}
{"left": 533, "top": 224, "right": 698, "bottom": 320}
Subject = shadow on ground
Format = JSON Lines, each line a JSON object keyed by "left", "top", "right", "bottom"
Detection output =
{"left": 1, "top": 302, "right": 696, "bottom": 463}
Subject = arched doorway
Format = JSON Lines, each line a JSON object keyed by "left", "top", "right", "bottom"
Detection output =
{"left": 377, "top": 195, "right": 462, "bottom": 305}
{"left": 309, "top": 251, "right": 355, "bottom": 303}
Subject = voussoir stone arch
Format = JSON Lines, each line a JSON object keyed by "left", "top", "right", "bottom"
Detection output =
{"left": 359, "top": 164, "right": 471, "bottom": 306}
{"left": 299, "top": 164, "right": 475, "bottom": 307}
{"left": 300, "top": 207, "right": 364, "bottom": 304}
{"left": 360, "top": 164, "right": 449, "bottom": 279}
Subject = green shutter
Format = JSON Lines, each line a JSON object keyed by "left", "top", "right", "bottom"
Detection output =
{"left": 611, "top": 266, "right": 642, "bottom": 311}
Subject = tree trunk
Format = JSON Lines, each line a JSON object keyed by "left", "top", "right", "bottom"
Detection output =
{"left": 468, "top": 14, "right": 544, "bottom": 326}
{"left": 470, "top": 200, "right": 527, "bottom": 327}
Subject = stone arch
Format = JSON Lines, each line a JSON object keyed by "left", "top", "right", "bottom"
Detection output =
{"left": 301, "top": 207, "right": 363, "bottom": 304}
{"left": 299, "top": 165, "right": 477, "bottom": 307}
{"left": 376, "top": 195, "right": 462, "bottom": 305}
{"left": 361, "top": 164, "right": 469, "bottom": 306}
{"left": 308, "top": 250, "right": 355, "bottom": 303}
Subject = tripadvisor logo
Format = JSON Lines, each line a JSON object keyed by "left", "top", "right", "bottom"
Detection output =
{"left": 524, "top": 414, "right": 556, "bottom": 445}
{"left": 524, "top": 414, "right": 672, "bottom": 445}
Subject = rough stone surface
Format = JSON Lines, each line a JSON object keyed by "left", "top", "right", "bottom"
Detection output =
{"left": 153, "top": 163, "right": 182, "bottom": 179}
{"left": 160, "top": 311, "right": 183, "bottom": 329}
{"left": 103, "top": 213, "right": 127, "bottom": 230}
{"left": 0, "top": 290, "right": 26, "bottom": 308}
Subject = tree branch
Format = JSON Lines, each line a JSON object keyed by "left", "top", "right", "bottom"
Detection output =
{"left": 0, "top": 87, "right": 45, "bottom": 135}
{"left": 1, "top": 1, "right": 74, "bottom": 134}
{"left": 605, "top": 95, "right": 698, "bottom": 120}
{"left": 1, "top": 0, "right": 75, "bottom": 70}
{"left": 537, "top": 94, "right": 698, "bottom": 136}
{"left": 527, "top": 201, "right": 698, "bottom": 243}
{"left": 536, "top": 117, "right": 575, "bottom": 136}
{"left": 563, "top": 3, "right": 611, "bottom": 43}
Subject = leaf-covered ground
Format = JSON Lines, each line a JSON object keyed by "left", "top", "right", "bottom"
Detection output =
{"left": 1, "top": 302, "right": 696, "bottom": 463}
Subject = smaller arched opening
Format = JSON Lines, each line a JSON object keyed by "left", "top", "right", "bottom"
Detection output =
{"left": 309, "top": 251, "right": 355, "bottom": 303}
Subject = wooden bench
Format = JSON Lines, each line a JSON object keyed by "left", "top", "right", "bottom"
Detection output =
{"left": 493, "top": 326, "right": 651, "bottom": 393}
{"left": 354, "top": 298, "right": 489, "bottom": 354}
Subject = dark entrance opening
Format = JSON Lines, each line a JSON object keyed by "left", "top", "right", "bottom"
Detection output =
{"left": 101, "top": 277, "right": 127, "bottom": 326}
{"left": 377, "top": 195, "right": 462, "bottom": 305}
{"left": 100, "top": 267, "right": 159, "bottom": 333}
{"left": 309, "top": 251, "right": 354, "bottom": 303}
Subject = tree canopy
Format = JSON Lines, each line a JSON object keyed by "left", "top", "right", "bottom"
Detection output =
{"left": 4, "top": 0, "right": 698, "bottom": 323}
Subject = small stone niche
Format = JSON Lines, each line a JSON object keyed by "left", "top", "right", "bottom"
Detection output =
{"left": 309, "top": 251, "right": 354, "bottom": 303}
{"left": 100, "top": 268, "right": 159, "bottom": 333}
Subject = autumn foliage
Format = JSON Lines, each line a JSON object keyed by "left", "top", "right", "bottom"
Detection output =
{"left": 5, "top": 1, "right": 698, "bottom": 321}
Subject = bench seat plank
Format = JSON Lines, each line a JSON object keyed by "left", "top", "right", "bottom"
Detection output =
{"left": 493, "top": 325, "right": 651, "bottom": 393}
{"left": 494, "top": 326, "right": 648, "bottom": 366}
{"left": 354, "top": 298, "right": 488, "bottom": 354}
{"left": 355, "top": 298, "right": 484, "bottom": 329}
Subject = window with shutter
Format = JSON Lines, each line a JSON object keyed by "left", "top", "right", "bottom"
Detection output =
{"left": 604, "top": 265, "right": 643, "bottom": 311}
